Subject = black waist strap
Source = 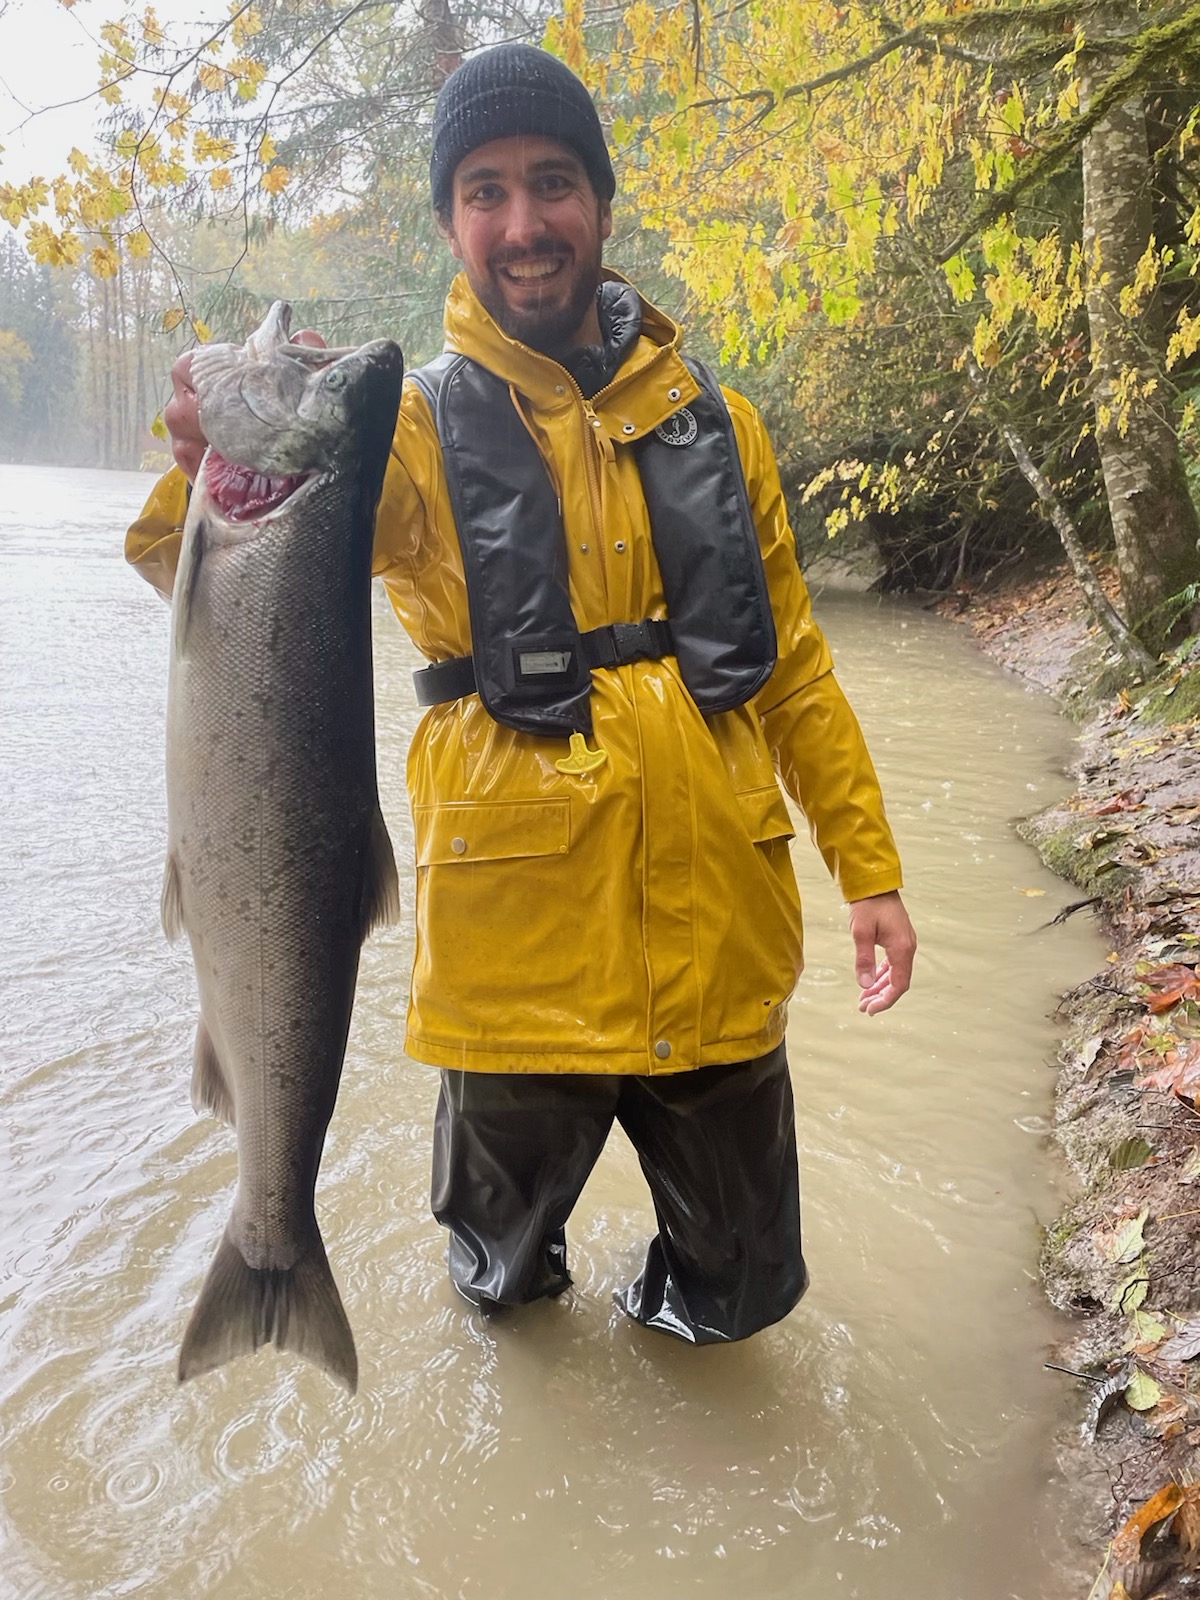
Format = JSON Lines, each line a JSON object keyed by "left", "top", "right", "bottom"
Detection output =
{"left": 414, "top": 618, "right": 675, "bottom": 709}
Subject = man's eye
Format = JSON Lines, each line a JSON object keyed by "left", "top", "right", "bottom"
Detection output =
{"left": 537, "top": 175, "right": 571, "bottom": 196}
{"left": 469, "top": 184, "right": 504, "bottom": 205}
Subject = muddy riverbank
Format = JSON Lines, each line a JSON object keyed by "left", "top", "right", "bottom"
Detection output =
{"left": 943, "top": 566, "right": 1200, "bottom": 1600}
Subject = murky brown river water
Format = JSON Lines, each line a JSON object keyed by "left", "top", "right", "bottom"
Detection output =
{"left": 2, "top": 463, "right": 1106, "bottom": 1600}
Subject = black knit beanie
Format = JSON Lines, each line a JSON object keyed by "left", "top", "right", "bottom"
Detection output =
{"left": 430, "top": 44, "right": 615, "bottom": 214}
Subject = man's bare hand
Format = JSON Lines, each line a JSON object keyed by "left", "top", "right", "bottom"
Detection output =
{"left": 849, "top": 890, "right": 916, "bottom": 1016}
{"left": 164, "top": 327, "right": 327, "bottom": 484}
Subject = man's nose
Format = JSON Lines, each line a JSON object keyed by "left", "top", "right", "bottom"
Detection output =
{"left": 500, "top": 186, "right": 549, "bottom": 249}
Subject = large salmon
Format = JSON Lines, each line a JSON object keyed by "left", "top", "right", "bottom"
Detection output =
{"left": 162, "top": 302, "right": 403, "bottom": 1392}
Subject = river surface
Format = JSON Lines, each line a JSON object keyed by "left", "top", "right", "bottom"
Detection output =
{"left": 1, "top": 463, "right": 1105, "bottom": 1600}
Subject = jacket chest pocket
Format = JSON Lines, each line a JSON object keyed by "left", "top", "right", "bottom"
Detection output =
{"left": 414, "top": 798, "right": 572, "bottom": 865}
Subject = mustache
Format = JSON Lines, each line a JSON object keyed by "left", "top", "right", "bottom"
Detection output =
{"left": 490, "top": 242, "right": 570, "bottom": 269}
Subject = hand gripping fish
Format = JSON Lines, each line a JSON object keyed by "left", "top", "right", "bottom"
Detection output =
{"left": 162, "top": 303, "right": 403, "bottom": 1392}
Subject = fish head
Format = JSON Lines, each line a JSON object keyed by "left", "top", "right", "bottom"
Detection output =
{"left": 192, "top": 302, "right": 403, "bottom": 525}
{"left": 295, "top": 339, "right": 405, "bottom": 473}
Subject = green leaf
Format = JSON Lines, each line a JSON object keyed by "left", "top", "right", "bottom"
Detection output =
{"left": 1111, "top": 1267, "right": 1149, "bottom": 1313}
{"left": 1108, "top": 1207, "right": 1149, "bottom": 1263}
{"left": 1131, "top": 1308, "right": 1167, "bottom": 1346}
{"left": 1125, "top": 1369, "right": 1163, "bottom": 1411}
{"left": 1110, "top": 1138, "right": 1153, "bottom": 1172}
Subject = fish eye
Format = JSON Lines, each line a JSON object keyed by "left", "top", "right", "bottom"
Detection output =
{"left": 323, "top": 368, "right": 347, "bottom": 390}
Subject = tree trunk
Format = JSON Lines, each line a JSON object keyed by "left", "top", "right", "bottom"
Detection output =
{"left": 1081, "top": 75, "right": 1200, "bottom": 650}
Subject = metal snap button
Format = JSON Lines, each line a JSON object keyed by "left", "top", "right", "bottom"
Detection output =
{"left": 580, "top": 543, "right": 590, "bottom": 553}
{"left": 654, "top": 1040, "right": 672, "bottom": 1060}
{"left": 614, "top": 540, "right": 626, "bottom": 552}
{"left": 622, "top": 423, "right": 636, "bottom": 435}
{"left": 555, "top": 384, "right": 565, "bottom": 395}
{"left": 667, "top": 387, "right": 681, "bottom": 402}
{"left": 591, "top": 417, "right": 603, "bottom": 428}
{"left": 450, "top": 837, "right": 467, "bottom": 855}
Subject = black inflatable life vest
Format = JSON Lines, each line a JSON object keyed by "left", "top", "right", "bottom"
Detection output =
{"left": 408, "top": 351, "right": 777, "bottom": 740}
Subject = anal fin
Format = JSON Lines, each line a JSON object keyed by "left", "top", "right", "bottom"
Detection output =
{"left": 191, "top": 1017, "right": 235, "bottom": 1125}
{"left": 358, "top": 804, "right": 400, "bottom": 939}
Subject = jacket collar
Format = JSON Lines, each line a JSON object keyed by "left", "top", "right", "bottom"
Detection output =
{"left": 440, "top": 268, "right": 700, "bottom": 433}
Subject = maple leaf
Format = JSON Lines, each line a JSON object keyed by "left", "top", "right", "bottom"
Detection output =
{"left": 260, "top": 164, "right": 292, "bottom": 196}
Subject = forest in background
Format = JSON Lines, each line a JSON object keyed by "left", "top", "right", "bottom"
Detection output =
{"left": 2, "top": 0, "right": 1199, "bottom": 654}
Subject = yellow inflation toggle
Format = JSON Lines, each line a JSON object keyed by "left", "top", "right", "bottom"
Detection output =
{"left": 555, "top": 732, "right": 608, "bottom": 776}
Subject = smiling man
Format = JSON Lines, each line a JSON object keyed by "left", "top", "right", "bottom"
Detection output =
{"left": 127, "top": 43, "right": 916, "bottom": 1346}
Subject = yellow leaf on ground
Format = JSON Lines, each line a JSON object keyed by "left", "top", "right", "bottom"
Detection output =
{"left": 1018, "top": 888, "right": 1046, "bottom": 897}
{"left": 1111, "top": 1481, "right": 1185, "bottom": 1563}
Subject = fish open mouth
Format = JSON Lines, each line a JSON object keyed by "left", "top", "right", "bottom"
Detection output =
{"left": 204, "top": 451, "right": 311, "bottom": 522}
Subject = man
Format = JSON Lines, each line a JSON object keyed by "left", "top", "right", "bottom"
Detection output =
{"left": 127, "top": 44, "right": 916, "bottom": 1345}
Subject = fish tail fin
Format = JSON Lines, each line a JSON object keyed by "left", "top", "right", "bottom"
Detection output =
{"left": 177, "top": 1226, "right": 358, "bottom": 1393}
{"left": 358, "top": 803, "right": 399, "bottom": 938}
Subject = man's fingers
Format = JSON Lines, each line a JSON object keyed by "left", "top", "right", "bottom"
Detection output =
{"left": 293, "top": 328, "right": 327, "bottom": 349}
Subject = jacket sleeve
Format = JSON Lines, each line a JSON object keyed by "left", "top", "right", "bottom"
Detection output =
{"left": 125, "top": 384, "right": 434, "bottom": 598}
{"left": 727, "top": 391, "right": 904, "bottom": 903}
{"left": 125, "top": 465, "right": 191, "bottom": 600}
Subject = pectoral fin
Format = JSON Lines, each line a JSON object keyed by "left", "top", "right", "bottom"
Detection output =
{"left": 172, "top": 512, "right": 206, "bottom": 659}
{"left": 161, "top": 854, "right": 184, "bottom": 942}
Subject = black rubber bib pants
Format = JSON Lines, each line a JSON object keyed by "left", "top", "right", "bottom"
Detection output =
{"left": 430, "top": 1045, "right": 808, "bottom": 1344}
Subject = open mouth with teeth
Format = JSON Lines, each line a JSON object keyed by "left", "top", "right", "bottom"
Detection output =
{"left": 204, "top": 451, "right": 311, "bottom": 522}
{"left": 497, "top": 254, "right": 567, "bottom": 287}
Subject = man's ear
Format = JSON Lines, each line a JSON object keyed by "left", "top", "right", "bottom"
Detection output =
{"left": 599, "top": 198, "right": 613, "bottom": 244}
{"left": 436, "top": 207, "right": 463, "bottom": 262}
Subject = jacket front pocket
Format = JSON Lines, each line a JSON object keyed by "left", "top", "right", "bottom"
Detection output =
{"left": 414, "top": 798, "right": 572, "bottom": 866}
{"left": 735, "top": 784, "right": 796, "bottom": 846}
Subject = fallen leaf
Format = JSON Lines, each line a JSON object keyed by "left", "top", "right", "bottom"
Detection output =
{"left": 1018, "top": 887, "right": 1047, "bottom": 896}
{"left": 1074, "top": 1034, "right": 1105, "bottom": 1072}
{"left": 1137, "top": 1042, "right": 1200, "bottom": 1102}
{"left": 1180, "top": 1147, "right": 1200, "bottom": 1183}
{"left": 1131, "top": 1308, "right": 1168, "bottom": 1348}
{"left": 1107, "top": 1208, "right": 1150, "bottom": 1263}
{"left": 1141, "top": 964, "right": 1200, "bottom": 1014}
{"left": 1111, "top": 1137, "right": 1153, "bottom": 1171}
{"left": 1125, "top": 1369, "right": 1164, "bottom": 1411}
{"left": 1157, "top": 1317, "right": 1200, "bottom": 1363}
{"left": 1111, "top": 1481, "right": 1185, "bottom": 1563}
{"left": 1174, "top": 1484, "right": 1200, "bottom": 1554}
{"left": 1111, "top": 1268, "right": 1150, "bottom": 1313}
{"left": 1092, "top": 790, "right": 1147, "bottom": 816}
{"left": 1146, "top": 1393, "right": 1189, "bottom": 1438}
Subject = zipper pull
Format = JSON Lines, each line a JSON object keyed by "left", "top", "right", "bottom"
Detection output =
{"left": 555, "top": 732, "right": 608, "bottom": 776}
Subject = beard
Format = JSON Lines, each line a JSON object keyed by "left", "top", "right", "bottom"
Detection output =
{"left": 471, "top": 238, "right": 603, "bottom": 358}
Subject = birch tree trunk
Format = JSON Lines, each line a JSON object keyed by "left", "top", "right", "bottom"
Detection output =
{"left": 1081, "top": 77, "right": 1200, "bottom": 650}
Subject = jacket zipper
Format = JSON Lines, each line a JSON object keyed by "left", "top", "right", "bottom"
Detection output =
{"left": 579, "top": 398, "right": 610, "bottom": 594}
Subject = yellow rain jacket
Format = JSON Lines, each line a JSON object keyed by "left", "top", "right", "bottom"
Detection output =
{"left": 127, "top": 273, "right": 903, "bottom": 1075}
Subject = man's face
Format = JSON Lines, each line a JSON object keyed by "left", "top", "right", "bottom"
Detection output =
{"left": 440, "top": 134, "right": 612, "bottom": 356}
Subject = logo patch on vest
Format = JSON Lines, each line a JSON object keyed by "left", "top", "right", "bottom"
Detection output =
{"left": 517, "top": 648, "right": 573, "bottom": 678}
{"left": 654, "top": 408, "right": 698, "bottom": 448}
